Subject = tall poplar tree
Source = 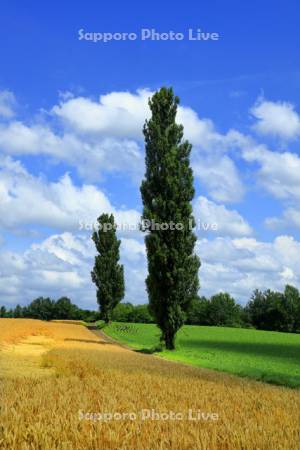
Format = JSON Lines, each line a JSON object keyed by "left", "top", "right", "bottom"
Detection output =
{"left": 140, "top": 87, "right": 200, "bottom": 349}
{"left": 91, "top": 213, "right": 124, "bottom": 323}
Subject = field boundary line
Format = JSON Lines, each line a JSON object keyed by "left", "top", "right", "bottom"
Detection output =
{"left": 87, "top": 325, "right": 133, "bottom": 350}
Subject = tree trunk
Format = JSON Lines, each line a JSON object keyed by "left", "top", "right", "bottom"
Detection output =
{"left": 164, "top": 331, "right": 175, "bottom": 350}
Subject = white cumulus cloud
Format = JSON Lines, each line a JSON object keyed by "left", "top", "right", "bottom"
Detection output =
{"left": 0, "top": 155, "right": 140, "bottom": 233}
{"left": 0, "top": 90, "right": 16, "bottom": 118}
{"left": 251, "top": 98, "right": 300, "bottom": 139}
{"left": 194, "top": 196, "right": 252, "bottom": 237}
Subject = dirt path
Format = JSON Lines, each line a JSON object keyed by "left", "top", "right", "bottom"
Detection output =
{"left": 87, "top": 325, "right": 133, "bottom": 350}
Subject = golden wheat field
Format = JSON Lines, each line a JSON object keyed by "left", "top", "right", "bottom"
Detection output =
{"left": 0, "top": 319, "right": 300, "bottom": 450}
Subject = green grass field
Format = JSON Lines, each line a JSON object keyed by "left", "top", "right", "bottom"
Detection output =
{"left": 102, "top": 322, "right": 300, "bottom": 388}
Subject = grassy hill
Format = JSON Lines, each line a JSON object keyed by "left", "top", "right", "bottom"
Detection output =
{"left": 103, "top": 322, "right": 300, "bottom": 388}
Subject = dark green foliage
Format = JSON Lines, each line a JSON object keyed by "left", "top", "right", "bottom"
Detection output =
{"left": 111, "top": 303, "right": 135, "bottom": 322}
{"left": 23, "top": 297, "right": 55, "bottom": 321}
{"left": 2, "top": 285, "right": 299, "bottom": 333}
{"left": 208, "top": 293, "right": 241, "bottom": 327}
{"left": 0, "top": 306, "right": 6, "bottom": 317}
{"left": 239, "top": 306, "right": 253, "bottom": 328}
{"left": 140, "top": 87, "right": 200, "bottom": 349}
{"left": 186, "top": 287, "right": 300, "bottom": 331}
{"left": 186, "top": 294, "right": 243, "bottom": 327}
{"left": 111, "top": 303, "right": 154, "bottom": 323}
{"left": 284, "top": 284, "right": 300, "bottom": 332}
{"left": 132, "top": 304, "right": 153, "bottom": 323}
{"left": 246, "top": 285, "right": 300, "bottom": 333}
{"left": 186, "top": 296, "right": 210, "bottom": 325}
{"left": 91, "top": 213, "right": 125, "bottom": 323}
{"left": 53, "top": 297, "right": 75, "bottom": 320}
{"left": 0, "top": 297, "right": 100, "bottom": 322}
{"left": 13, "top": 304, "right": 23, "bottom": 318}
{"left": 81, "top": 309, "right": 100, "bottom": 323}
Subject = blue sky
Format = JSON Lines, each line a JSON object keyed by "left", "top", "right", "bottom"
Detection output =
{"left": 1, "top": 0, "right": 300, "bottom": 308}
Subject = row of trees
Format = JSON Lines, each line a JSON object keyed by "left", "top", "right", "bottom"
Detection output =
{"left": 112, "top": 286, "right": 300, "bottom": 332}
{"left": 0, "top": 297, "right": 151, "bottom": 324}
{"left": 246, "top": 285, "right": 300, "bottom": 332}
{"left": 0, "top": 297, "right": 99, "bottom": 322}
{"left": 110, "top": 303, "right": 153, "bottom": 323}
{"left": 2, "top": 284, "right": 299, "bottom": 332}
{"left": 186, "top": 285, "right": 300, "bottom": 332}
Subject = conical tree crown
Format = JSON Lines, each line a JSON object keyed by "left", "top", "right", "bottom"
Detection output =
{"left": 141, "top": 87, "right": 200, "bottom": 350}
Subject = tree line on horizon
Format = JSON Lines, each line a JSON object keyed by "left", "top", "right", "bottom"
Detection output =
{"left": 0, "top": 297, "right": 99, "bottom": 323}
{"left": 1, "top": 283, "right": 300, "bottom": 333}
